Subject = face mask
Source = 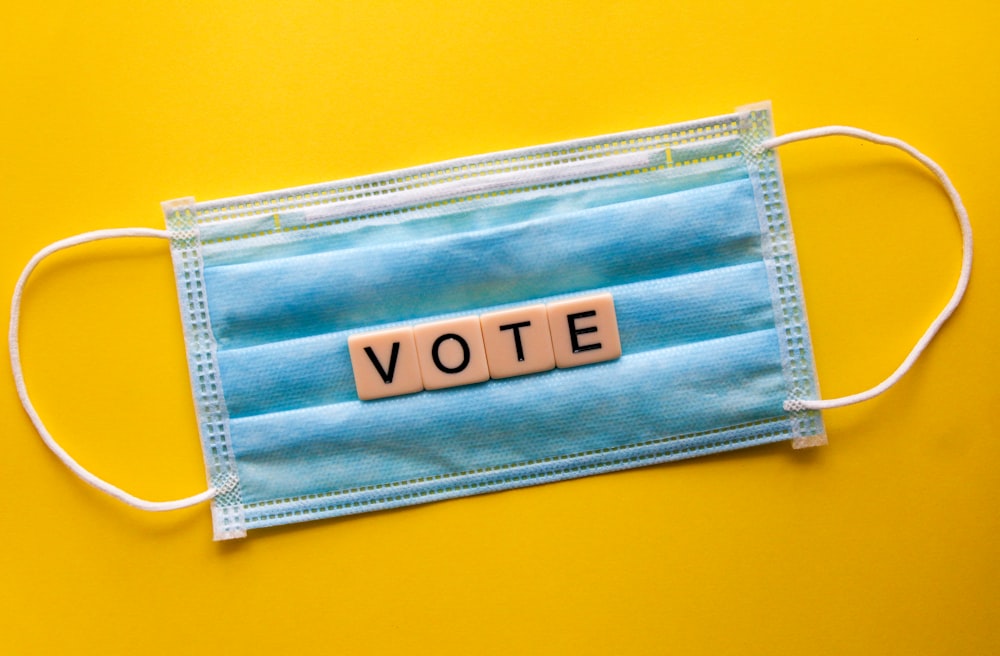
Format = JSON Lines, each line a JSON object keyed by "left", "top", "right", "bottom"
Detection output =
{"left": 10, "top": 103, "right": 972, "bottom": 540}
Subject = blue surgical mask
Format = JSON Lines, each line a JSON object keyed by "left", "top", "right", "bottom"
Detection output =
{"left": 10, "top": 103, "right": 972, "bottom": 540}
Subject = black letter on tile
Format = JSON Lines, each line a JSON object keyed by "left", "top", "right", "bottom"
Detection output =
{"left": 567, "top": 311, "right": 601, "bottom": 353}
{"left": 432, "top": 333, "right": 471, "bottom": 374}
{"left": 499, "top": 321, "right": 531, "bottom": 361}
{"left": 364, "top": 342, "right": 400, "bottom": 383}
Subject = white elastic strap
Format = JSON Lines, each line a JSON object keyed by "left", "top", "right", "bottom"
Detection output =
{"left": 758, "top": 126, "right": 973, "bottom": 411}
{"left": 10, "top": 228, "right": 221, "bottom": 511}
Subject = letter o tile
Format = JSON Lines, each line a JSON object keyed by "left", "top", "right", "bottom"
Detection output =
{"left": 414, "top": 316, "right": 491, "bottom": 390}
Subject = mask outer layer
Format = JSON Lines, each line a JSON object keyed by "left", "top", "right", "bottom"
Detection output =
{"left": 163, "top": 103, "right": 825, "bottom": 540}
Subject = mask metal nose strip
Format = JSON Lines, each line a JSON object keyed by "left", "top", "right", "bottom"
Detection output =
{"left": 9, "top": 228, "right": 223, "bottom": 512}
{"left": 757, "top": 126, "right": 973, "bottom": 411}
{"left": 302, "top": 147, "right": 667, "bottom": 225}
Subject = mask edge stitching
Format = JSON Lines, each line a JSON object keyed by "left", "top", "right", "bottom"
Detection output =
{"left": 195, "top": 153, "right": 742, "bottom": 246}
{"left": 241, "top": 422, "right": 793, "bottom": 525}
{"left": 165, "top": 206, "right": 247, "bottom": 538}
{"left": 192, "top": 115, "right": 744, "bottom": 224}
{"left": 742, "top": 109, "right": 825, "bottom": 440}
{"left": 240, "top": 416, "right": 790, "bottom": 512}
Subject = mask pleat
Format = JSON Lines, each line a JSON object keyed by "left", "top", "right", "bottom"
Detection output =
{"left": 217, "top": 260, "right": 776, "bottom": 419}
{"left": 231, "top": 327, "right": 786, "bottom": 504}
{"left": 204, "top": 173, "right": 758, "bottom": 350}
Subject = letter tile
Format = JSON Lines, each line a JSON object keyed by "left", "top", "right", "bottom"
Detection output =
{"left": 480, "top": 304, "right": 555, "bottom": 379}
{"left": 414, "top": 316, "right": 490, "bottom": 390}
{"left": 547, "top": 293, "right": 622, "bottom": 368}
{"left": 348, "top": 327, "right": 424, "bottom": 400}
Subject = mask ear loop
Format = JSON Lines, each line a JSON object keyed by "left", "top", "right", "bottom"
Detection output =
{"left": 756, "top": 127, "right": 973, "bottom": 411}
{"left": 9, "top": 228, "right": 227, "bottom": 511}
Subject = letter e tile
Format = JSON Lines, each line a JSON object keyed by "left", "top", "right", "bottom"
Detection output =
{"left": 547, "top": 293, "right": 622, "bottom": 368}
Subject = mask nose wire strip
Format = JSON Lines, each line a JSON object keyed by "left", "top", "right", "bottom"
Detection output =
{"left": 757, "top": 126, "right": 973, "bottom": 412}
{"left": 9, "top": 227, "right": 225, "bottom": 511}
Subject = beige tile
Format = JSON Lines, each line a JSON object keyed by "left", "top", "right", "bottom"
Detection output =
{"left": 480, "top": 304, "right": 555, "bottom": 379}
{"left": 414, "top": 316, "right": 491, "bottom": 390}
{"left": 547, "top": 293, "right": 622, "bottom": 368}
{"left": 348, "top": 327, "right": 425, "bottom": 400}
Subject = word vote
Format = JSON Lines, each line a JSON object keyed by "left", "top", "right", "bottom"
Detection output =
{"left": 348, "top": 293, "right": 621, "bottom": 400}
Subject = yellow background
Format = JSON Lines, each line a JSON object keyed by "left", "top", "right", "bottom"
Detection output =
{"left": 2, "top": 2, "right": 997, "bottom": 654}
